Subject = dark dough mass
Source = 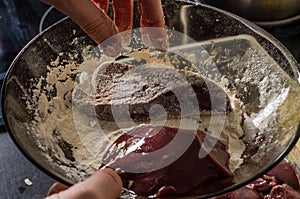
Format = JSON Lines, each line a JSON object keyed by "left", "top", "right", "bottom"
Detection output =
{"left": 100, "top": 124, "right": 234, "bottom": 197}
{"left": 73, "top": 62, "right": 231, "bottom": 121}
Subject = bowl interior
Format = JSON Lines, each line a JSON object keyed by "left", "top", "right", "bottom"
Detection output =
{"left": 2, "top": 1, "right": 300, "bottom": 198}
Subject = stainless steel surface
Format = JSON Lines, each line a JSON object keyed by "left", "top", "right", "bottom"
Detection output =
{"left": 2, "top": 0, "right": 300, "bottom": 198}
{"left": 202, "top": 0, "right": 300, "bottom": 22}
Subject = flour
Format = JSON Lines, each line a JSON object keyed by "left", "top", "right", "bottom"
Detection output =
{"left": 24, "top": 58, "right": 98, "bottom": 182}
{"left": 20, "top": 35, "right": 300, "bottom": 186}
{"left": 21, "top": 47, "right": 245, "bottom": 186}
{"left": 72, "top": 48, "right": 248, "bottom": 172}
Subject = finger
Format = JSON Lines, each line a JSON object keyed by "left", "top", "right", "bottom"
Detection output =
{"left": 45, "top": 168, "right": 122, "bottom": 199}
{"left": 92, "top": 0, "right": 109, "bottom": 13}
{"left": 42, "top": 0, "right": 122, "bottom": 52}
{"left": 88, "top": 168, "right": 123, "bottom": 198}
{"left": 138, "top": 0, "right": 169, "bottom": 49}
{"left": 47, "top": 182, "right": 69, "bottom": 196}
{"left": 112, "top": 0, "right": 134, "bottom": 46}
{"left": 138, "top": 0, "right": 165, "bottom": 28}
{"left": 113, "top": 0, "right": 133, "bottom": 32}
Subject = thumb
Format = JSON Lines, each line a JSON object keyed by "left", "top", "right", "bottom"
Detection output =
{"left": 46, "top": 168, "right": 122, "bottom": 199}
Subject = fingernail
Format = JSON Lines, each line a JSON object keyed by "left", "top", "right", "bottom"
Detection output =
{"left": 100, "top": 34, "right": 122, "bottom": 57}
{"left": 120, "top": 30, "right": 132, "bottom": 47}
{"left": 141, "top": 27, "right": 169, "bottom": 50}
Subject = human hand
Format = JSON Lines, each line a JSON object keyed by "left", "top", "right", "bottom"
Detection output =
{"left": 41, "top": 0, "right": 167, "bottom": 54}
{"left": 46, "top": 168, "right": 122, "bottom": 199}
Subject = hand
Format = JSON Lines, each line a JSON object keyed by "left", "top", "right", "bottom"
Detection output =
{"left": 46, "top": 168, "right": 122, "bottom": 199}
{"left": 42, "top": 0, "right": 167, "bottom": 53}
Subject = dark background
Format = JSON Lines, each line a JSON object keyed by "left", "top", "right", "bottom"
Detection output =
{"left": 0, "top": 1, "right": 63, "bottom": 198}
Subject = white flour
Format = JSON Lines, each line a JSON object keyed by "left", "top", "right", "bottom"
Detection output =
{"left": 21, "top": 38, "right": 300, "bottom": 185}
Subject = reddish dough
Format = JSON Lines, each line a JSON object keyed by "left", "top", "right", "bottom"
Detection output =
{"left": 268, "top": 184, "right": 300, "bottom": 199}
{"left": 91, "top": 0, "right": 109, "bottom": 13}
{"left": 267, "top": 162, "right": 300, "bottom": 191}
{"left": 215, "top": 162, "right": 300, "bottom": 199}
{"left": 100, "top": 124, "right": 233, "bottom": 197}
